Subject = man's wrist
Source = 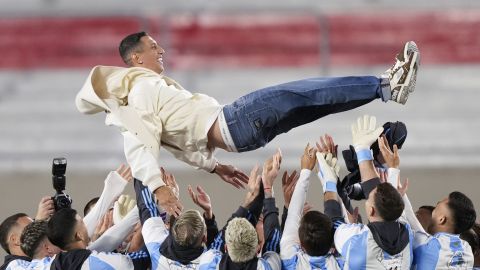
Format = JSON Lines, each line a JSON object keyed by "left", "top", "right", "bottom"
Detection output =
{"left": 204, "top": 209, "right": 213, "bottom": 219}
{"left": 210, "top": 162, "right": 219, "bottom": 173}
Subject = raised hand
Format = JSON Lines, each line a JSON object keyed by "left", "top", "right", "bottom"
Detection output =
{"left": 376, "top": 168, "right": 388, "bottom": 183}
{"left": 35, "top": 196, "right": 55, "bottom": 221}
{"left": 397, "top": 178, "right": 409, "bottom": 197}
{"left": 161, "top": 167, "right": 180, "bottom": 199}
{"left": 301, "top": 143, "right": 317, "bottom": 170}
{"left": 316, "top": 134, "right": 338, "bottom": 158}
{"left": 188, "top": 185, "right": 213, "bottom": 219}
{"left": 347, "top": 207, "right": 360, "bottom": 224}
{"left": 154, "top": 186, "right": 183, "bottom": 217}
{"left": 316, "top": 152, "right": 340, "bottom": 193}
{"left": 116, "top": 164, "right": 133, "bottom": 182}
{"left": 214, "top": 163, "right": 249, "bottom": 189}
{"left": 378, "top": 135, "right": 400, "bottom": 169}
{"left": 243, "top": 165, "right": 262, "bottom": 208}
{"left": 282, "top": 170, "right": 299, "bottom": 208}
{"left": 92, "top": 211, "right": 114, "bottom": 241}
{"left": 351, "top": 115, "right": 384, "bottom": 151}
{"left": 262, "top": 149, "right": 282, "bottom": 191}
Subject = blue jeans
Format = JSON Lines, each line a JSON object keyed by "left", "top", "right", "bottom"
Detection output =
{"left": 222, "top": 76, "right": 390, "bottom": 152}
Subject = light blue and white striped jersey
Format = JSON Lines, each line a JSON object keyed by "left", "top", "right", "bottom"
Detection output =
{"left": 3, "top": 259, "right": 30, "bottom": 270}
{"left": 280, "top": 245, "right": 342, "bottom": 270}
{"left": 335, "top": 223, "right": 414, "bottom": 270}
{"left": 280, "top": 169, "right": 343, "bottom": 270}
{"left": 413, "top": 231, "right": 473, "bottom": 270}
{"left": 197, "top": 249, "right": 281, "bottom": 270}
{"left": 79, "top": 251, "right": 134, "bottom": 270}
{"left": 7, "top": 251, "right": 133, "bottom": 270}
{"left": 22, "top": 256, "right": 53, "bottom": 270}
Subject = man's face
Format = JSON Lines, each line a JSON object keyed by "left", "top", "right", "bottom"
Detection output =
{"left": 430, "top": 197, "right": 451, "bottom": 233}
{"left": 75, "top": 215, "right": 90, "bottom": 245}
{"left": 416, "top": 208, "right": 433, "bottom": 232}
{"left": 133, "top": 35, "right": 165, "bottom": 74}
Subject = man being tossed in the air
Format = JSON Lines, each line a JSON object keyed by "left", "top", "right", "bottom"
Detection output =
{"left": 76, "top": 32, "right": 420, "bottom": 216}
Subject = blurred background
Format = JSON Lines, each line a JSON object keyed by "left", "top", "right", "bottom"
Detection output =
{"left": 1, "top": 0, "right": 480, "bottom": 257}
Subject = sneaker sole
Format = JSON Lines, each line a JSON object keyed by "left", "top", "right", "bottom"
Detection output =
{"left": 396, "top": 42, "right": 420, "bottom": 104}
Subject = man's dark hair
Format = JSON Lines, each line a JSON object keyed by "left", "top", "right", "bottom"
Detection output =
{"left": 0, "top": 213, "right": 29, "bottom": 254}
{"left": 298, "top": 211, "right": 333, "bottom": 256}
{"left": 119, "top": 32, "right": 148, "bottom": 66}
{"left": 47, "top": 208, "right": 78, "bottom": 250}
{"left": 83, "top": 197, "right": 99, "bottom": 217}
{"left": 20, "top": 220, "right": 48, "bottom": 258}
{"left": 374, "top": 183, "right": 404, "bottom": 222}
{"left": 448, "top": 191, "right": 476, "bottom": 234}
{"left": 419, "top": 205, "right": 435, "bottom": 213}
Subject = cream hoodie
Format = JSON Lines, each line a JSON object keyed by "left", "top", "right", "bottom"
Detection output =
{"left": 76, "top": 66, "right": 222, "bottom": 192}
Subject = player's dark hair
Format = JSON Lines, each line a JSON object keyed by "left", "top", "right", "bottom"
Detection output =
{"left": 299, "top": 211, "right": 333, "bottom": 256}
{"left": 374, "top": 183, "right": 404, "bottom": 222}
{"left": 20, "top": 220, "right": 48, "bottom": 258}
{"left": 119, "top": 32, "right": 148, "bottom": 65}
{"left": 448, "top": 191, "right": 476, "bottom": 234}
{"left": 0, "top": 213, "right": 29, "bottom": 254}
{"left": 47, "top": 208, "right": 77, "bottom": 250}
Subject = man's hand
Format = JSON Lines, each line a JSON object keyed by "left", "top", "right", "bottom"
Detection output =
{"left": 301, "top": 143, "right": 317, "bottom": 170}
{"left": 316, "top": 134, "right": 338, "bottom": 158}
{"left": 161, "top": 167, "right": 180, "bottom": 199}
{"left": 376, "top": 168, "right": 388, "bottom": 183}
{"left": 214, "top": 163, "right": 249, "bottom": 189}
{"left": 282, "top": 170, "right": 299, "bottom": 208}
{"left": 113, "top": 194, "right": 136, "bottom": 225}
{"left": 347, "top": 207, "right": 360, "bottom": 224}
{"left": 35, "top": 196, "right": 55, "bottom": 220}
{"left": 397, "top": 178, "right": 409, "bottom": 197}
{"left": 154, "top": 186, "right": 183, "bottom": 217}
{"left": 351, "top": 115, "right": 384, "bottom": 151}
{"left": 116, "top": 164, "right": 133, "bottom": 182}
{"left": 243, "top": 165, "right": 262, "bottom": 208}
{"left": 378, "top": 135, "right": 400, "bottom": 169}
{"left": 303, "top": 202, "right": 313, "bottom": 215}
{"left": 92, "top": 211, "right": 114, "bottom": 242}
{"left": 188, "top": 185, "right": 213, "bottom": 219}
{"left": 262, "top": 149, "right": 282, "bottom": 194}
{"left": 316, "top": 152, "right": 340, "bottom": 193}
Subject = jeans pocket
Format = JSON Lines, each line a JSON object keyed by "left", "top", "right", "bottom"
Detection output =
{"left": 245, "top": 106, "right": 277, "bottom": 149}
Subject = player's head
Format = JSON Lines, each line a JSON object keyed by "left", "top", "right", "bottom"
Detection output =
{"left": 415, "top": 205, "right": 434, "bottom": 232}
{"left": 298, "top": 210, "right": 333, "bottom": 256}
{"left": 119, "top": 32, "right": 165, "bottom": 74}
{"left": 365, "top": 183, "right": 404, "bottom": 222}
{"left": 225, "top": 217, "right": 259, "bottom": 263}
{"left": 21, "top": 220, "right": 61, "bottom": 259}
{"left": 47, "top": 208, "right": 90, "bottom": 250}
{"left": 430, "top": 191, "right": 476, "bottom": 234}
{"left": 171, "top": 210, "right": 206, "bottom": 249}
{"left": 0, "top": 213, "right": 32, "bottom": 255}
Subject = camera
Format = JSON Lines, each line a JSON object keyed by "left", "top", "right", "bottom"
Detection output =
{"left": 52, "top": 157, "right": 72, "bottom": 211}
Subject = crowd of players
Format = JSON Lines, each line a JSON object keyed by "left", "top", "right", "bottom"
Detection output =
{"left": 1, "top": 115, "right": 478, "bottom": 270}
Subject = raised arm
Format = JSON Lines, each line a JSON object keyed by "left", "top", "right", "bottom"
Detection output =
{"left": 351, "top": 115, "right": 384, "bottom": 197}
{"left": 261, "top": 150, "right": 282, "bottom": 254}
{"left": 280, "top": 144, "right": 316, "bottom": 259}
{"left": 84, "top": 164, "right": 132, "bottom": 237}
{"left": 209, "top": 165, "right": 263, "bottom": 251}
{"left": 188, "top": 185, "right": 218, "bottom": 247}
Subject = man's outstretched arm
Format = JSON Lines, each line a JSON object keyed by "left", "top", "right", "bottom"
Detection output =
{"left": 123, "top": 131, "right": 183, "bottom": 217}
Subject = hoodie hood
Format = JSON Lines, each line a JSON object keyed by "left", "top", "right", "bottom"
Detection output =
{"left": 50, "top": 249, "right": 92, "bottom": 270}
{"left": 75, "top": 65, "right": 159, "bottom": 114}
{"left": 75, "top": 65, "right": 183, "bottom": 115}
{"left": 368, "top": 221, "right": 410, "bottom": 255}
{"left": 159, "top": 234, "right": 204, "bottom": 265}
{"left": 219, "top": 254, "right": 258, "bottom": 270}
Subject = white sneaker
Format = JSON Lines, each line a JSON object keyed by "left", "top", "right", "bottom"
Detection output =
{"left": 382, "top": 41, "right": 420, "bottom": 105}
